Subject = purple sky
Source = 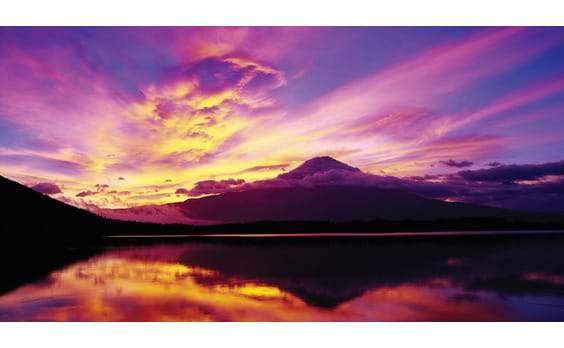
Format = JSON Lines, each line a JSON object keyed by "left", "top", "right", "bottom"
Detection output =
{"left": 0, "top": 27, "right": 563, "bottom": 213}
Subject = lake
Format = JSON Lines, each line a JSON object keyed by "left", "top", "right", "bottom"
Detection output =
{"left": 1, "top": 231, "right": 564, "bottom": 321}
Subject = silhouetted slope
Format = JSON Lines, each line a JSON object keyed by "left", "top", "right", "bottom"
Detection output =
{"left": 0, "top": 176, "right": 107, "bottom": 294}
{"left": 0, "top": 176, "right": 107, "bottom": 244}
{"left": 177, "top": 186, "right": 562, "bottom": 224}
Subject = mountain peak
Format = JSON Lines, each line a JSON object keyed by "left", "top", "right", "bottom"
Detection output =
{"left": 278, "top": 156, "right": 361, "bottom": 180}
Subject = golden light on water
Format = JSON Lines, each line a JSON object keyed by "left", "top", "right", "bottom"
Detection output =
{"left": 0, "top": 247, "right": 511, "bottom": 321}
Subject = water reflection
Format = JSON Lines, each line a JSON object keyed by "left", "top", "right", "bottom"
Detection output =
{"left": 1, "top": 235, "right": 564, "bottom": 321}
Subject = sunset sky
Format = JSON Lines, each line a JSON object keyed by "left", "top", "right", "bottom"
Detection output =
{"left": 1, "top": 27, "right": 564, "bottom": 210}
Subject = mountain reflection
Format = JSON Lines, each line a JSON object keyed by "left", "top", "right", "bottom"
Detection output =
{"left": 1, "top": 234, "right": 564, "bottom": 321}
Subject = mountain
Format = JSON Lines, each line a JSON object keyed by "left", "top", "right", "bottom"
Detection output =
{"left": 175, "top": 185, "right": 559, "bottom": 224}
{"left": 3, "top": 154, "right": 563, "bottom": 235}
{"left": 98, "top": 156, "right": 564, "bottom": 226}
{"left": 277, "top": 156, "right": 361, "bottom": 180}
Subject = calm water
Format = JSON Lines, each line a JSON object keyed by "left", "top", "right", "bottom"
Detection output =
{"left": 1, "top": 232, "right": 564, "bottom": 321}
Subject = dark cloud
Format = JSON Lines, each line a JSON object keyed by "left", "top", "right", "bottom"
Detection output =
{"left": 178, "top": 178, "right": 247, "bottom": 197}
{"left": 444, "top": 178, "right": 564, "bottom": 214}
{"left": 186, "top": 131, "right": 209, "bottom": 139}
{"left": 118, "top": 177, "right": 125, "bottom": 181}
{"left": 242, "top": 70, "right": 284, "bottom": 94}
{"left": 95, "top": 184, "right": 109, "bottom": 192}
{"left": 459, "top": 160, "right": 564, "bottom": 182}
{"left": 31, "top": 182, "right": 62, "bottom": 195}
{"left": 238, "top": 164, "right": 289, "bottom": 174}
{"left": 185, "top": 58, "right": 247, "bottom": 95}
{"left": 175, "top": 188, "right": 189, "bottom": 195}
{"left": 439, "top": 159, "right": 474, "bottom": 168}
{"left": 407, "top": 174, "right": 441, "bottom": 181}
{"left": 107, "top": 190, "right": 131, "bottom": 196}
{"left": 154, "top": 99, "right": 192, "bottom": 120}
{"left": 76, "top": 190, "right": 98, "bottom": 197}
{"left": 487, "top": 162, "right": 502, "bottom": 167}
{"left": 197, "top": 106, "right": 220, "bottom": 116}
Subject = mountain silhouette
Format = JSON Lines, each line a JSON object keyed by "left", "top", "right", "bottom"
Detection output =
{"left": 162, "top": 156, "right": 561, "bottom": 224}
{"left": 277, "top": 156, "right": 361, "bottom": 179}
{"left": 175, "top": 185, "right": 560, "bottom": 224}
{"left": 2, "top": 154, "right": 564, "bottom": 236}
{"left": 95, "top": 156, "right": 564, "bottom": 226}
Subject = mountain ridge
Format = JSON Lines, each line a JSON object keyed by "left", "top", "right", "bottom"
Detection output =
{"left": 174, "top": 185, "right": 561, "bottom": 224}
{"left": 3, "top": 155, "right": 564, "bottom": 231}
{"left": 90, "top": 156, "right": 564, "bottom": 225}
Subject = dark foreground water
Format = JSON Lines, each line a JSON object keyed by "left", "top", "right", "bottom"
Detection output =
{"left": 1, "top": 232, "right": 564, "bottom": 321}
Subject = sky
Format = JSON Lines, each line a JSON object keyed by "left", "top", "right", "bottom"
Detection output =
{"left": 1, "top": 27, "right": 564, "bottom": 211}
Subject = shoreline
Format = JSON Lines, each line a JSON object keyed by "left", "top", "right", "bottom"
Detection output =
{"left": 106, "top": 229, "right": 564, "bottom": 239}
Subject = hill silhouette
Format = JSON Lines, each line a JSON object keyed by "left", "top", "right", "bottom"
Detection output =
{"left": 1, "top": 175, "right": 106, "bottom": 245}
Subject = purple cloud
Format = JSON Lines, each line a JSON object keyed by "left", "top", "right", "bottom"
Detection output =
{"left": 178, "top": 178, "right": 246, "bottom": 196}
{"left": 107, "top": 190, "right": 131, "bottom": 195}
{"left": 76, "top": 190, "right": 98, "bottom": 197}
{"left": 459, "top": 160, "right": 564, "bottom": 182}
{"left": 186, "top": 131, "right": 209, "bottom": 138}
{"left": 175, "top": 188, "right": 190, "bottom": 195}
{"left": 183, "top": 57, "right": 284, "bottom": 97}
{"left": 95, "top": 184, "right": 110, "bottom": 191}
{"left": 439, "top": 159, "right": 474, "bottom": 168}
{"left": 238, "top": 164, "right": 289, "bottom": 174}
{"left": 31, "top": 182, "right": 62, "bottom": 195}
